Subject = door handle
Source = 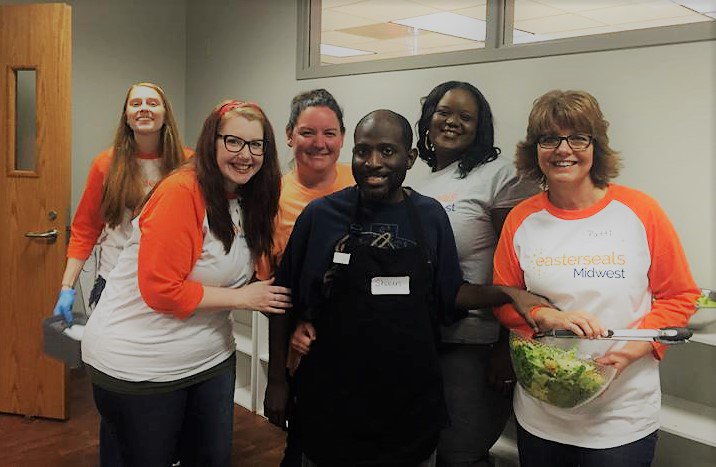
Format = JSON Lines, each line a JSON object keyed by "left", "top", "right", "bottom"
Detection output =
{"left": 25, "top": 228, "right": 59, "bottom": 241}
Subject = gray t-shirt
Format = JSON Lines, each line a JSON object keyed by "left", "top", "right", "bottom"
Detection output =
{"left": 414, "top": 157, "right": 540, "bottom": 343}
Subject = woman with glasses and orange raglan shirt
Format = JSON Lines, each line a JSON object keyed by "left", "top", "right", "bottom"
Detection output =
{"left": 493, "top": 90, "right": 698, "bottom": 467}
{"left": 261, "top": 89, "right": 354, "bottom": 466}
{"left": 53, "top": 82, "right": 193, "bottom": 327}
{"left": 81, "top": 100, "right": 291, "bottom": 466}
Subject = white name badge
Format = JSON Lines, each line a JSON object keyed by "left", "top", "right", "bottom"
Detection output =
{"left": 371, "top": 276, "right": 410, "bottom": 295}
{"left": 333, "top": 251, "right": 351, "bottom": 264}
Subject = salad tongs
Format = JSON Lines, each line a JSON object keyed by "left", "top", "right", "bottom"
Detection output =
{"left": 533, "top": 327, "right": 693, "bottom": 344}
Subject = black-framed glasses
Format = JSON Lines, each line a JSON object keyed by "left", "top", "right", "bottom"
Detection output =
{"left": 537, "top": 134, "right": 593, "bottom": 151}
{"left": 217, "top": 134, "right": 265, "bottom": 156}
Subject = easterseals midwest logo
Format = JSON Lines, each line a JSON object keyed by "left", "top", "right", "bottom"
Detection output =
{"left": 529, "top": 249, "right": 627, "bottom": 279}
{"left": 435, "top": 192, "right": 458, "bottom": 212}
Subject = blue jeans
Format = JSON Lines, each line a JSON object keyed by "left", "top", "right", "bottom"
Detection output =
{"left": 92, "top": 364, "right": 235, "bottom": 467}
{"left": 517, "top": 423, "right": 658, "bottom": 467}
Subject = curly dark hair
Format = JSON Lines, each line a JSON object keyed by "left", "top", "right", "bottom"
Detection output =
{"left": 515, "top": 90, "right": 621, "bottom": 189}
{"left": 416, "top": 81, "right": 500, "bottom": 178}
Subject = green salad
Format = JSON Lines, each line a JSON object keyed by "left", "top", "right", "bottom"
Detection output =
{"left": 696, "top": 295, "right": 716, "bottom": 308}
{"left": 510, "top": 335, "right": 609, "bottom": 408}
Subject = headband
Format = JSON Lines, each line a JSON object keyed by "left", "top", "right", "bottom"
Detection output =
{"left": 218, "top": 100, "right": 261, "bottom": 117}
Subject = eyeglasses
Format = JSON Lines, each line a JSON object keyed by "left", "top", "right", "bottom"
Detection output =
{"left": 537, "top": 134, "right": 593, "bottom": 151}
{"left": 217, "top": 134, "right": 265, "bottom": 156}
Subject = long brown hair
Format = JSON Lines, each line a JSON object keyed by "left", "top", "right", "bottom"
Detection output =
{"left": 194, "top": 100, "right": 281, "bottom": 258}
{"left": 100, "top": 82, "right": 186, "bottom": 227}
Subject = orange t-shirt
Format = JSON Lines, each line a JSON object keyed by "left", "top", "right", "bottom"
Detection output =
{"left": 256, "top": 163, "right": 354, "bottom": 279}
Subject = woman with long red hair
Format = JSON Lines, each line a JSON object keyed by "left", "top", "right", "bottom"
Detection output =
{"left": 53, "top": 82, "right": 192, "bottom": 325}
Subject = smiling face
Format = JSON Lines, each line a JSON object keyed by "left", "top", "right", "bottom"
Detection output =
{"left": 537, "top": 127, "right": 595, "bottom": 190}
{"left": 428, "top": 87, "right": 479, "bottom": 168}
{"left": 288, "top": 105, "right": 344, "bottom": 176}
{"left": 125, "top": 85, "right": 166, "bottom": 136}
{"left": 217, "top": 115, "right": 264, "bottom": 192}
{"left": 352, "top": 112, "right": 417, "bottom": 203}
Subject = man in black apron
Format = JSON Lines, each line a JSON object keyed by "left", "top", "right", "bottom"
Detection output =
{"left": 275, "top": 110, "right": 546, "bottom": 466}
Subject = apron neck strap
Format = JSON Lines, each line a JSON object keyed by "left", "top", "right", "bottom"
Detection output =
{"left": 349, "top": 188, "right": 428, "bottom": 252}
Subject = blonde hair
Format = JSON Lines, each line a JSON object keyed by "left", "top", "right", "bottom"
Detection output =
{"left": 100, "top": 82, "right": 185, "bottom": 227}
{"left": 515, "top": 90, "right": 621, "bottom": 189}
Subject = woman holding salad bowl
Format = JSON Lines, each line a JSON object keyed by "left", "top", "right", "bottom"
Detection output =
{"left": 492, "top": 89, "right": 699, "bottom": 467}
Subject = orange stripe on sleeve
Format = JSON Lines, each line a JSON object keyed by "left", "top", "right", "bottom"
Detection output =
{"left": 618, "top": 187, "right": 699, "bottom": 359}
{"left": 137, "top": 170, "right": 205, "bottom": 319}
{"left": 67, "top": 150, "right": 113, "bottom": 260}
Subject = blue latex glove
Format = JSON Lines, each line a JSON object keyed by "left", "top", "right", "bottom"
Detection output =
{"left": 53, "top": 288, "right": 76, "bottom": 326}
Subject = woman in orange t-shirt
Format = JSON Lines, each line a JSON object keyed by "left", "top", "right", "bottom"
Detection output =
{"left": 264, "top": 89, "right": 354, "bottom": 466}
{"left": 53, "top": 82, "right": 191, "bottom": 326}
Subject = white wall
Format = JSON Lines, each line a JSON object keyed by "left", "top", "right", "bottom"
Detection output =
{"left": 4, "top": 0, "right": 710, "bottom": 284}
{"left": 186, "top": 0, "right": 714, "bottom": 288}
{"left": 1, "top": 0, "right": 188, "bottom": 208}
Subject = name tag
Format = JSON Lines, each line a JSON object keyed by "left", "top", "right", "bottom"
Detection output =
{"left": 371, "top": 276, "right": 410, "bottom": 295}
{"left": 333, "top": 252, "right": 351, "bottom": 264}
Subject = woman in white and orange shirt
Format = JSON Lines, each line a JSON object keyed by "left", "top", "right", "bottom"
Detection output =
{"left": 493, "top": 90, "right": 699, "bottom": 467}
{"left": 54, "top": 82, "right": 192, "bottom": 325}
{"left": 81, "top": 100, "right": 291, "bottom": 466}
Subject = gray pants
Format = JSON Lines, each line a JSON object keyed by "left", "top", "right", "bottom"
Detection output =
{"left": 437, "top": 344, "right": 512, "bottom": 466}
{"left": 302, "top": 450, "right": 436, "bottom": 467}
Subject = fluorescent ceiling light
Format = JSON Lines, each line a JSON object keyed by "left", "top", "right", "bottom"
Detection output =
{"left": 391, "top": 12, "right": 486, "bottom": 42}
{"left": 320, "top": 44, "right": 375, "bottom": 57}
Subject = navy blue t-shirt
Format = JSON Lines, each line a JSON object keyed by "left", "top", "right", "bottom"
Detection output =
{"left": 276, "top": 186, "right": 464, "bottom": 326}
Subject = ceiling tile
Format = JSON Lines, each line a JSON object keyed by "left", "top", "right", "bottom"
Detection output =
{"left": 322, "top": 0, "right": 365, "bottom": 8}
{"left": 514, "top": 0, "right": 571, "bottom": 20}
{"left": 344, "top": 37, "right": 416, "bottom": 54}
{"left": 415, "top": 31, "right": 478, "bottom": 47}
{"left": 422, "top": 41, "right": 485, "bottom": 53}
{"left": 320, "top": 43, "right": 374, "bottom": 57}
{"left": 412, "top": 0, "right": 486, "bottom": 11}
{"left": 393, "top": 12, "right": 487, "bottom": 41}
{"left": 612, "top": 12, "right": 713, "bottom": 28}
{"left": 539, "top": 24, "right": 623, "bottom": 40}
{"left": 339, "top": 22, "right": 414, "bottom": 40}
{"left": 321, "top": 8, "right": 380, "bottom": 31}
{"left": 578, "top": 2, "right": 695, "bottom": 25}
{"left": 453, "top": 5, "right": 488, "bottom": 20}
{"left": 673, "top": 0, "right": 716, "bottom": 13}
{"left": 321, "top": 30, "right": 380, "bottom": 46}
{"left": 515, "top": 13, "right": 605, "bottom": 33}
{"left": 332, "top": 0, "right": 440, "bottom": 22}
{"left": 532, "top": 0, "right": 643, "bottom": 13}
{"left": 334, "top": 30, "right": 477, "bottom": 54}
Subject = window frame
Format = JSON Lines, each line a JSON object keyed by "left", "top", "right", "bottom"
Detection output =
{"left": 296, "top": 0, "right": 716, "bottom": 80}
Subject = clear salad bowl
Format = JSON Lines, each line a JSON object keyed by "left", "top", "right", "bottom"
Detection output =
{"left": 509, "top": 330, "right": 617, "bottom": 409}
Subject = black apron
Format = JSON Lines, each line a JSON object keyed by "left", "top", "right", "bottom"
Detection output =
{"left": 296, "top": 191, "right": 446, "bottom": 466}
